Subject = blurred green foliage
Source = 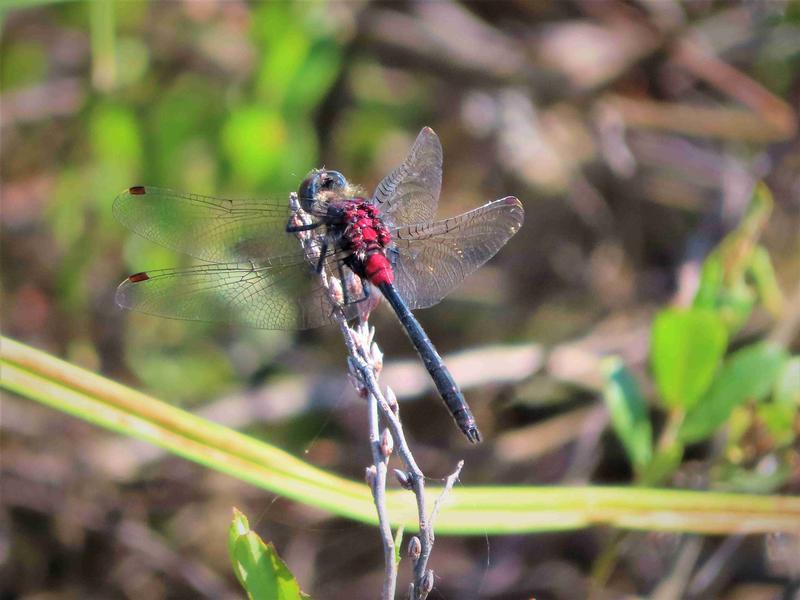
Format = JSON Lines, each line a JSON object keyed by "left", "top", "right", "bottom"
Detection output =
{"left": 601, "top": 357, "right": 652, "bottom": 476}
{"left": 693, "top": 183, "right": 780, "bottom": 332}
{"left": 3, "top": 1, "right": 368, "bottom": 406}
{"left": 651, "top": 308, "right": 728, "bottom": 411}
{"left": 229, "top": 508, "right": 308, "bottom": 600}
{"left": 604, "top": 183, "right": 798, "bottom": 489}
{"left": 1, "top": 39, "right": 47, "bottom": 87}
{"left": 679, "top": 341, "right": 788, "bottom": 444}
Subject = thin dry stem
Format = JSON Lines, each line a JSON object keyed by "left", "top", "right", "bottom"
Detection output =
{"left": 289, "top": 194, "right": 463, "bottom": 600}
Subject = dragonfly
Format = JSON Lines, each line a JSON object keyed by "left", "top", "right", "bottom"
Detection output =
{"left": 115, "top": 127, "right": 524, "bottom": 443}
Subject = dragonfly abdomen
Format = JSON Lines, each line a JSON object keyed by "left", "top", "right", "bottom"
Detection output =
{"left": 377, "top": 281, "right": 481, "bottom": 443}
{"left": 364, "top": 253, "right": 394, "bottom": 286}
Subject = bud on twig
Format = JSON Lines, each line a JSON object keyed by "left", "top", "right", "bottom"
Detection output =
{"left": 371, "top": 342, "right": 383, "bottom": 372}
{"left": 350, "top": 324, "right": 365, "bottom": 351}
{"left": 421, "top": 569, "right": 434, "bottom": 594}
{"left": 385, "top": 386, "right": 399, "bottom": 413}
{"left": 347, "top": 359, "right": 368, "bottom": 398}
{"left": 345, "top": 274, "right": 365, "bottom": 307}
{"left": 329, "top": 276, "right": 344, "bottom": 305}
{"left": 393, "top": 469, "right": 413, "bottom": 490}
{"left": 407, "top": 536, "right": 421, "bottom": 560}
{"left": 347, "top": 372, "right": 366, "bottom": 397}
{"left": 380, "top": 428, "right": 393, "bottom": 457}
{"left": 365, "top": 465, "right": 377, "bottom": 488}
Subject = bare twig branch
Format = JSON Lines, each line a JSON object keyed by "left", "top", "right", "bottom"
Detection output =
{"left": 416, "top": 460, "right": 464, "bottom": 596}
{"left": 288, "top": 192, "right": 464, "bottom": 599}
{"left": 288, "top": 194, "right": 398, "bottom": 599}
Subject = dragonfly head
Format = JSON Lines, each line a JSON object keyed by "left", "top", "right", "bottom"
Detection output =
{"left": 298, "top": 170, "right": 348, "bottom": 213}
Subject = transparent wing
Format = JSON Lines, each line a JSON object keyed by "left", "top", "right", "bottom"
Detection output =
{"left": 115, "top": 256, "right": 365, "bottom": 331}
{"left": 372, "top": 127, "right": 442, "bottom": 228}
{"left": 113, "top": 186, "right": 300, "bottom": 263}
{"left": 389, "top": 197, "right": 524, "bottom": 309}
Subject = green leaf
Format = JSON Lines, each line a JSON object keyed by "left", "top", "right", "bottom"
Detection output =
{"left": 748, "top": 246, "right": 784, "bottom": 317}
{"left": 601, "top": 358, "right": 652, "bottom": 472}
{"left": 229, "top": 508, "right": 308, "bottom": 600}
{"left": 0, "top": 40, "right": 48, "bottom": 89}
{"left": 222, "top": 106, "right": 287, "bottom": 188}
{"left": 282, "top": 37, "right": 342, "bottom": 116}
{"left": 725, "top": 406, "right": 753, "bottom": 449}
{"left": 714, "top": 463, "right": 793, "bottom": 494}
{"left": 757, "top": 404, "right": 796, "bottom": 448}
{"left": 694, "top": 256, "right": 755, "bottom": 334}
{"left": 679, "top": 342, "right": 788, "bottom": 444}
{"left": 693, "top": 250, "right": 726, "bottom": 312}
{"left": 651, "top": 308, "right": 728, "bottom": 410}
{"left": 693, "top": 183, "right": 774, "bottom": 333}
{"left": 90, "top": 103, "right": 142, "bottom": 171}
{"left": 640, "top": 444, "right": 684, "bottom": 487}
{"left": 773, "top": 356, "right": 800, "bottom": 408}
{"left": 252, "top": 2, "right": 340, "bottom": 115}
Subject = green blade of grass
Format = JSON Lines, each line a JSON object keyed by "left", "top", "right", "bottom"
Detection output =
{"left": 2, "top": 335, "right": 798, "bottom": 536}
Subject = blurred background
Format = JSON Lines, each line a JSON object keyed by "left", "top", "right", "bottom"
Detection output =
{"left": 2, "top": 1, "right": 799, "bottom": 598}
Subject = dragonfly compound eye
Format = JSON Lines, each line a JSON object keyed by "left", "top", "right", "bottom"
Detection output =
{"left": 319, "top": 170, "right": 347, "bottom": 192}
{"left": 298, "top": 170, "right": 347, "bottom": 201}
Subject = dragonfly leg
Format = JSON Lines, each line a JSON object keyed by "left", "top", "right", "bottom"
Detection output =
{"left": 385, "top": 246, "right": 400, "bottom": 268}
{"left": 348, "top": 282, "right": 372, "bottom": 306}
{"left": 315, "top": 239, "right": 329, "bottom": 274}
{"left": 285, "top": 221, "right": 323, "bottom": 233}
{"left": 337, "top": 259, "right": 351, "bottom": 306}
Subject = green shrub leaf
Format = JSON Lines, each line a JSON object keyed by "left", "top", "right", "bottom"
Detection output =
{"left": 749, "top": 246, "right": 784, "bottom": 317}
{"left": 757, "top": 404, "right": 796, "bottom": 448}
{"left": 679, "top": 342, "right": 788, "bottom": 444}
{"left": 602, "top": 358, "right": 652, "bottom": 472}
{"left": 773, "top": 356, "right": 800, "bottom": 408}
{"left": 692, "top": 183, "right": 774, "bottom": 333}
{"left": 229, "top": 508, "right": 308, "bottom": 600}
{"left": 651, "top": 308, "right": 728, "bottom": 410}
{"left": 640, "top": 444, "right": 684, "bottom": 487}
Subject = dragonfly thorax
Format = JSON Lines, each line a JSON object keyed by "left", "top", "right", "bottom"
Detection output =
{"left": 336, "top": 199, "right": 394, "bottom": 286}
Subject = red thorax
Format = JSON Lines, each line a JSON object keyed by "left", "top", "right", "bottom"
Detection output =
{"left": 340, "top": 200, "right": 394, "bottom": 286}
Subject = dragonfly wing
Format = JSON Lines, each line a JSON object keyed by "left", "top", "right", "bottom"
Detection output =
{"left": 113, "top": 186, "right": 300, "bottom": 263}
{"left": 389, "top": 197, "right": 524, "bottom": 309}
{"left": 115, "top": 260, "right": 357, "bottom": 330}
{"left": 372, "top": 127, "right": 442, "bottom": 228}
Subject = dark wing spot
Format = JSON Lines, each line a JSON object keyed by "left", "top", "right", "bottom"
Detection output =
{"left": 128, "top": 272, "right": 150, "bottom": 282}
{"left": 129, "top": 186, "right": 146, "bottom": 195}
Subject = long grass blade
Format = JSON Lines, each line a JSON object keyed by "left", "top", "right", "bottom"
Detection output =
{"left": 2, "top": 335, "right": 798, "bottom": 535}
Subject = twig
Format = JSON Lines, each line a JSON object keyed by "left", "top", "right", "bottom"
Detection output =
{"left": 288, "top": 193, "right": 463, "bottom": 599}
{"left": 418, "top": 460, "right": 465, "bottom": 592}
{"left": 287, "top": 195, "right": 397, "bottom": 599}
{"left": 353, "top": 323, "right": 399, "bottom": 600}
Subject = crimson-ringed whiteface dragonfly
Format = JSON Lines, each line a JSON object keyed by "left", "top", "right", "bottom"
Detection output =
{"left": 115, "top": 127, "right": 524, "bottom": 442}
